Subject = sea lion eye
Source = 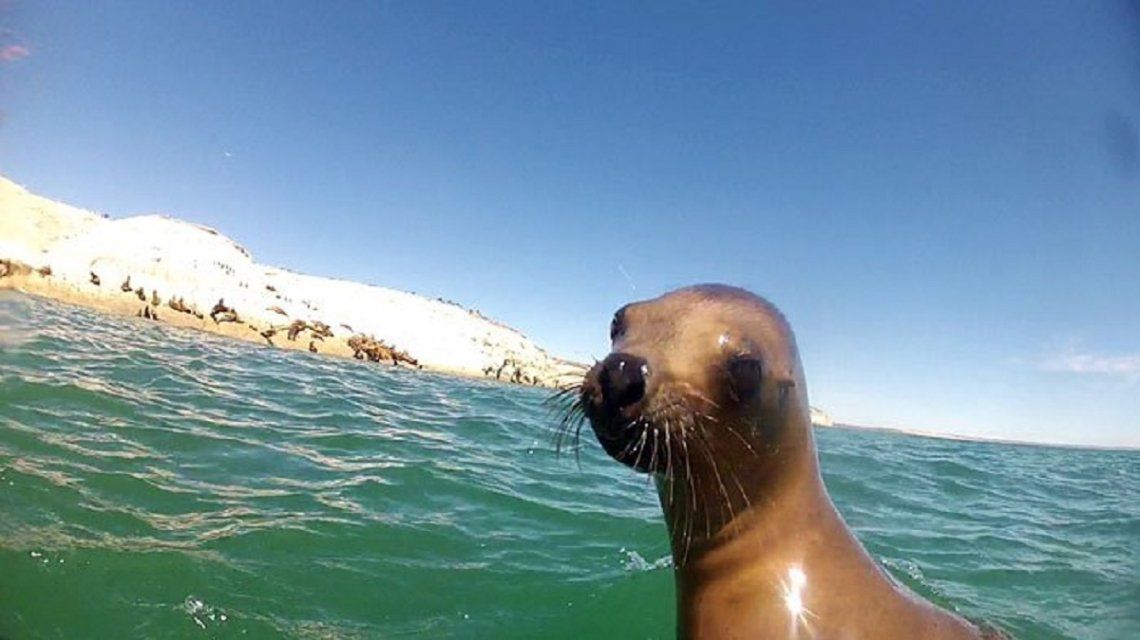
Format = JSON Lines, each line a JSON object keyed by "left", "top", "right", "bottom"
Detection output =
{"left": 726, "top": 355, "right": 762, "bottom": 401}
{"left": 609, "top": 306, "right": 628, "bottom": 341}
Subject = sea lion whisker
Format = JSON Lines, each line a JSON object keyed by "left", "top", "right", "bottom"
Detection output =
{"left": 574, "top": 428, "right": 583, "bottom": 470}
{"left": 553, "top": 419, "right": 573, "bottom": 455}
{"left": 573, "top": 420, "right": 585, "bottom": 469}
{"left": 615, "top": 433, "right": 640, "bottom": 462}
{"left": 553, "top": 382, "right": 585, "bottom": 398}
{"left": 680, "top": 416, "right": 698, "bottom": 516}
{"left": 678, "top": 419, "right": 698, "bottom": 568}
{"left": 559, "top": 402, "right": 585, "bottom": 431}
{"left": 674, "top": 424, "right": 693, "bottom": 563}
{"left": 687, "top": 388, "right": 723, "bottom": 411}
{"left": 549, "top": 394, "right": 588, "bottom": 462}
{"left": 691, "top": 429, "right": 737, "bottom": 538}
{"left": 631, "top": 420, "right": 652, "bottom": 470}
{"left": 543, "top": 384, "right": 584, "bottom": 410}
{"left": 615, "top": 418, "right": 647, "bottom": 463}
{"left": 551, "top": 405, "right": 573, "bottom": 443}
{"left": 688, "top": 444, "right": 706, "bottom": 538}
{"left": 546, "top": 384, "right": 584, "bottom": 406}
{"left": 729, "top": 471, "right": 752, "bottom": 513}
{"left": 721, "top": 421, "right": 761, "bottom": 457}
{"left": 646, "top": 427, "right": 661, "bottom": 484}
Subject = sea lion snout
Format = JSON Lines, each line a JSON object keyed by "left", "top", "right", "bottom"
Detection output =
{"left": 581, "top": 352, "right": 654, "bottom": 467}
{"left": 597, "top": 352, "right": 649, "bottom": 411}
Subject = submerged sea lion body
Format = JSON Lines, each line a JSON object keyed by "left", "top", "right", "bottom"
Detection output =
{"left": 572, "top": 285, "right": 1003, "bottom": 639}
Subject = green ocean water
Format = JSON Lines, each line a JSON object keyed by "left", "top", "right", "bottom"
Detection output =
{"left": 0, "top": 292, "right": 1136, "bottom": 639}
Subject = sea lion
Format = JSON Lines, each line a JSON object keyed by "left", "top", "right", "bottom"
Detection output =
{"left": 286, "top": 320, "right": 307, "bottom": 341}
{"left": 210, "top": 299, "right": 235, "bottom": 323}
{"left": 120, "top": 276, "right": 132, "bottom": 292}
{"left": 308, "top": 341, "right": 318, "bottom": 353}
{"left": 562, "top": 285, "right": 1004, "bottom": 639}
{"left": 310, "top": 321, "right": 333, "bottom": 339}
{"left": 348, "top": 334, "right": 379, "bottom": 361}
{"left": 134, "top": 286, "right": 146, "bottom": 302}
{"left": 346, "top": 333, "right": 417, "bottom": 366}
{"left": 89, "top": 272, "right": 101, "bottom": 286}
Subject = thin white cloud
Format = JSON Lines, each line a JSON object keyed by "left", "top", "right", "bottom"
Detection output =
{"left": 1041, "top": 348, "right": 1140, "bottom": 382}
{"left": 0, "top": 45, "right": 30, "bottom": 62}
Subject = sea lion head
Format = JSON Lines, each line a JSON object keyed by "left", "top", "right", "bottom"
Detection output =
{"left": 560, "top": 286, "right": 999, "bottom": 637}
{"left": 574, "top": 284, "right": 810, "bottom": 476}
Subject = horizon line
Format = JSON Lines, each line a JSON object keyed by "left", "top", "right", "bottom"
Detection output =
{"left": 821, "top": 422, "right": 1139, "bottom": 452}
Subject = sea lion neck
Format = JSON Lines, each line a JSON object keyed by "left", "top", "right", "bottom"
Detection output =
{"left": 656, "top": 419, "right": 825, "bottom": 565}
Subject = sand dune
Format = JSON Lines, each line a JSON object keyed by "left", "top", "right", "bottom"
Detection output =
{"left": 0, "top": 176, "right": 584, "bottom": 387}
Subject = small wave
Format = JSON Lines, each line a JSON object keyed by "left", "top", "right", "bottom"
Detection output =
{"left": 183, "top": 595, "right": 229, "bottom": 631}
{"left": 620, "top": 547, "right": 673, "bottom": 572}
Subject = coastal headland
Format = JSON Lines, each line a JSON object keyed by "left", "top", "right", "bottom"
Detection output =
{"left": 0, "top": 176, "right": 585, "bottom": 387}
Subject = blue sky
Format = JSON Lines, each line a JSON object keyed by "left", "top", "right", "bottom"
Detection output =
{"left": 2, "top": 1, "right": 1137, "bottom": 447}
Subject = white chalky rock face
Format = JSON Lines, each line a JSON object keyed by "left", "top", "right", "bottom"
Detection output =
{"left": 1, "top": 176, "right": 584, "bottom": 385}
{"left": 47, "top": 215, "right": 258, "bottom": 311}
{"left": 0, "top": 177, "right": 104, "bottom": 267}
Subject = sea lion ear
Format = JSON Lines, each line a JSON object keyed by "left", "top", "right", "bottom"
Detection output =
{"left": 751, "top": 373, "right": 796, "bottom": 441}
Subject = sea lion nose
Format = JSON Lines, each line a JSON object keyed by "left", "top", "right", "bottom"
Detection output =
{"left": 598, "top": 353, "right": 649, "bottom": 410}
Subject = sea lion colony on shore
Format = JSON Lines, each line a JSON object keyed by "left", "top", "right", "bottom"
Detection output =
{"left": 346, "top": 334, "right": 418, "bottom": 367}
{"left": 4, "top": 261, "right": 560, "bottom": 385}
{"left": 483, "top": 358, "right": 544, "bottom": 385}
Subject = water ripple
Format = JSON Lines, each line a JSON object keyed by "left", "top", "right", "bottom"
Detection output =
{"left": 1, "top": 294, "right": 1137, "bottom": 639}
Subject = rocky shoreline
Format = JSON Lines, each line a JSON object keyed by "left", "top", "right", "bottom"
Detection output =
{"left": 0, "top": 177, "right": 585, "bottom": 388}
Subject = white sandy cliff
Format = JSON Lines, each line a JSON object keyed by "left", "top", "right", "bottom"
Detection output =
{"left": 0, "top": 176, "right": 584, "bottom": 387}
{"left": 810, "top": 406, "right": 834, "bottom": 427}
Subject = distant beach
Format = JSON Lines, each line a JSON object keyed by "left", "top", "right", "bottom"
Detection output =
{"left": 0, "top": 176, "right": 584, "bottom": 388}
